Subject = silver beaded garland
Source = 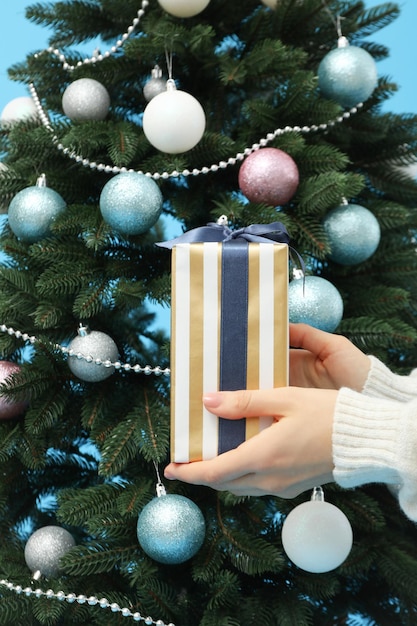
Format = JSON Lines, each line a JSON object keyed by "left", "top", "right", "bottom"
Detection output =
{"left": 0, "top": 578, "right": 176, "bottom": 624}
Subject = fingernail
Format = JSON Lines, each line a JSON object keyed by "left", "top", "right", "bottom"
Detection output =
{"left": 203, "top": 392, "right": 222, "bottom": 408}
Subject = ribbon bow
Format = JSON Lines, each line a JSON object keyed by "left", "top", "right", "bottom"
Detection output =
{"left": 156, "top": 221, "right": 291, "bottom": 248}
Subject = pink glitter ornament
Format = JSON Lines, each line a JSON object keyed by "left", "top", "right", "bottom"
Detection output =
{"left": 0, "top": 362, "right": 28, "bottom": 420}
{"left": 238, "top": 147, "right": 299, "bottom": 206}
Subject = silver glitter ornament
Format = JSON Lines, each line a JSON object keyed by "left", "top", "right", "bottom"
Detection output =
{"left": 100, "top": 172, "right": 163, "bottom": 235}
{"left": 62, "top": 78, "right": 110, "bottom": 121}
{"left": 318, "top": 37, "right": 378, "bottom": 108}
{"left": 323, "top": 203, "right": 380, "bottom": 265}
{"left": 143, "top": 65, "right": 167, "bottom": 102}
{"left": 24, "top": 525, "right": 76, "bottom": 579}
{"left": 288, "top": 275, "right": 343, "bottom": 333}
{"left": 68, "top": 325, "right": 119, "bottom": 382}
{"left": 137, "top": 492, "right": 206, "bottom": 564}
{"left": 8, "top": 174, "right": 66, "bottom": 243}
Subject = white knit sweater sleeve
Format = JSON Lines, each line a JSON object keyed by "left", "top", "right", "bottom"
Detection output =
{"left": 362, "top": 355, "right": 417, "bottom": 401}
{"left": 333, "top": 388, "right": 417, "bottom": 521}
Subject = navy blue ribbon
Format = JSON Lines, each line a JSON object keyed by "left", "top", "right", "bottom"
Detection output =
{"left": 156, "top": 221, "right": 291, "bottom": 248}
{"left": 218, "top": 240, "right": 248, "bottom": 453}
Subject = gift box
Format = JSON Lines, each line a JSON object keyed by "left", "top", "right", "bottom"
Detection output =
{"left": 159, "top": 223, "right": 289, "bottom": 462}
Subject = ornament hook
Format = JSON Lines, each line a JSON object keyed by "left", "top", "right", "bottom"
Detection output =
{"left": 321, "top": 1, "right": 345, "bottom": 39}
{"left": 311, "top": 486, "right": 325, "bottom": 502}
{"left": 153, "top": 460, "right": 166, "bottom": 497}
{"left": 36, "top": 173, "right": 47, "bottom": 188}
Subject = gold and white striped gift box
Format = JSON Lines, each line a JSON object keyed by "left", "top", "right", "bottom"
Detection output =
{"left": 170, "top": 241, "right": 288, "bottom": 463}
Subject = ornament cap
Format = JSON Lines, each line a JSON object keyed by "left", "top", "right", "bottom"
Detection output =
{"left": 337, "top": 36, "right": 349, "bottom": 48}
{"left": 156, "top": 482, "right": 167, "bottom": 497}
{"left": 311, "top": 486, "right": 325, "bottom": 502}
{"left": 36, "top": 174, "right": 47, "bottom": 188}
{"left": 292, "top": 268, "right": 304, "bottom": 280}
{"left": 77, "top": 324, "right": 90, "bottom": 337}
{"left": 166, "top": 79, "right": 177, "bottom": 92}
{"left": 151, "top": 65, "right": 163, "bottom": 79}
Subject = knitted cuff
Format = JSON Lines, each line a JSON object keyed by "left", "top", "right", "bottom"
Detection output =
{"left": 333, "top": 387, "right": 402, "bottom": 489}
{"left": 362, "top": 355, "right": 417, "bottom": 402}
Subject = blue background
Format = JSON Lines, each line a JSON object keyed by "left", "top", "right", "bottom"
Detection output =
{"left": 1, "top": 0, "right": 416, "bottom": 118}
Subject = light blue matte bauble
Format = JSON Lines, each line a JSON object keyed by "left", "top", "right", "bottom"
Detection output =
{"left": 137, "top": 494, "right": 206, "bottom": 564}
{"left": 323, "top": 203, "right": 381, "bottom": 265}
{"left": 318, "top": 42, "right": 378, "bottom": 108}
{"left": 289, "top": 276, "right": 343, "bottom": 333}
{"left": 99, "top": 172, "right": 163, "bottom": 235}
{"left": 8, "top": 186, "right": 66, "bottom": 243}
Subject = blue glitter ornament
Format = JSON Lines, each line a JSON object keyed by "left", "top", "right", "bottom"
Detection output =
{"left": 318, "top": 37, "right": 378, "bottom": 108}
{"left": 100, "top": 172, "right": 163, "bottom": 236}
{"left": 8, "top": 174, "right": 66, "bottom": 243}
{"left": 68, "top": 325, "right": 119, "bottom": 382}
{"left": 323, "top": 203, "right": 380, "bottom": 265}
{"left": 137, "top": 490, "right": 206, "bottom": 564}
{"left": 289, "top": 275, "right": 343, "bottom": 333}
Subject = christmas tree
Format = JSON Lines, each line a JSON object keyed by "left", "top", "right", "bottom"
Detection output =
{"left": 1, "top": 0, "right": 417, "bottom": 624}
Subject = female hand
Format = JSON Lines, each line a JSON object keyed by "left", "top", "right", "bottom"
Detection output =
{"left": 164, "top": 386, "right": 338, "bottom": 498}
{"left": 289, "top": 323, "right": 371, "bottom": 391}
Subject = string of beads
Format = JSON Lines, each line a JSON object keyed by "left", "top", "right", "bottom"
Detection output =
{"left": 35, "top": 0, "right": 150, "bottom": 71}
{"left": 0, "top": 578, "right": 174, "bottom": 625}
{"left": 28, "top": 82, "right": 363, "bottom": 180}
{"left": 0, "top": 323, "right": 170, "bottom": 376}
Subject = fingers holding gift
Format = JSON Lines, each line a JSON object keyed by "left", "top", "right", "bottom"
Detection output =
{"left": 165, "top": 388, "right": 336, "bottom": 498}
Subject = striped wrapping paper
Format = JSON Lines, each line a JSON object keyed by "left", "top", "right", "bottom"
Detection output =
{"left": 170, "top": 240, "right": 288, "bottom": 463}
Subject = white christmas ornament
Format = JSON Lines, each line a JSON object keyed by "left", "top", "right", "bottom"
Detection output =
{"left": 157, "top": 0, "right": 210, "bottom": 18}
{"left": 1, "top": 96, "right": 38, "bottom": 127}
{"left": 281, "top": 487, "right": 353, "bottom": 573}
{"left": 143, "top": 79, "right": 206, "bottom": 154}
{"left": 62, "top": 78, "right": 110, "bottom": 121}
